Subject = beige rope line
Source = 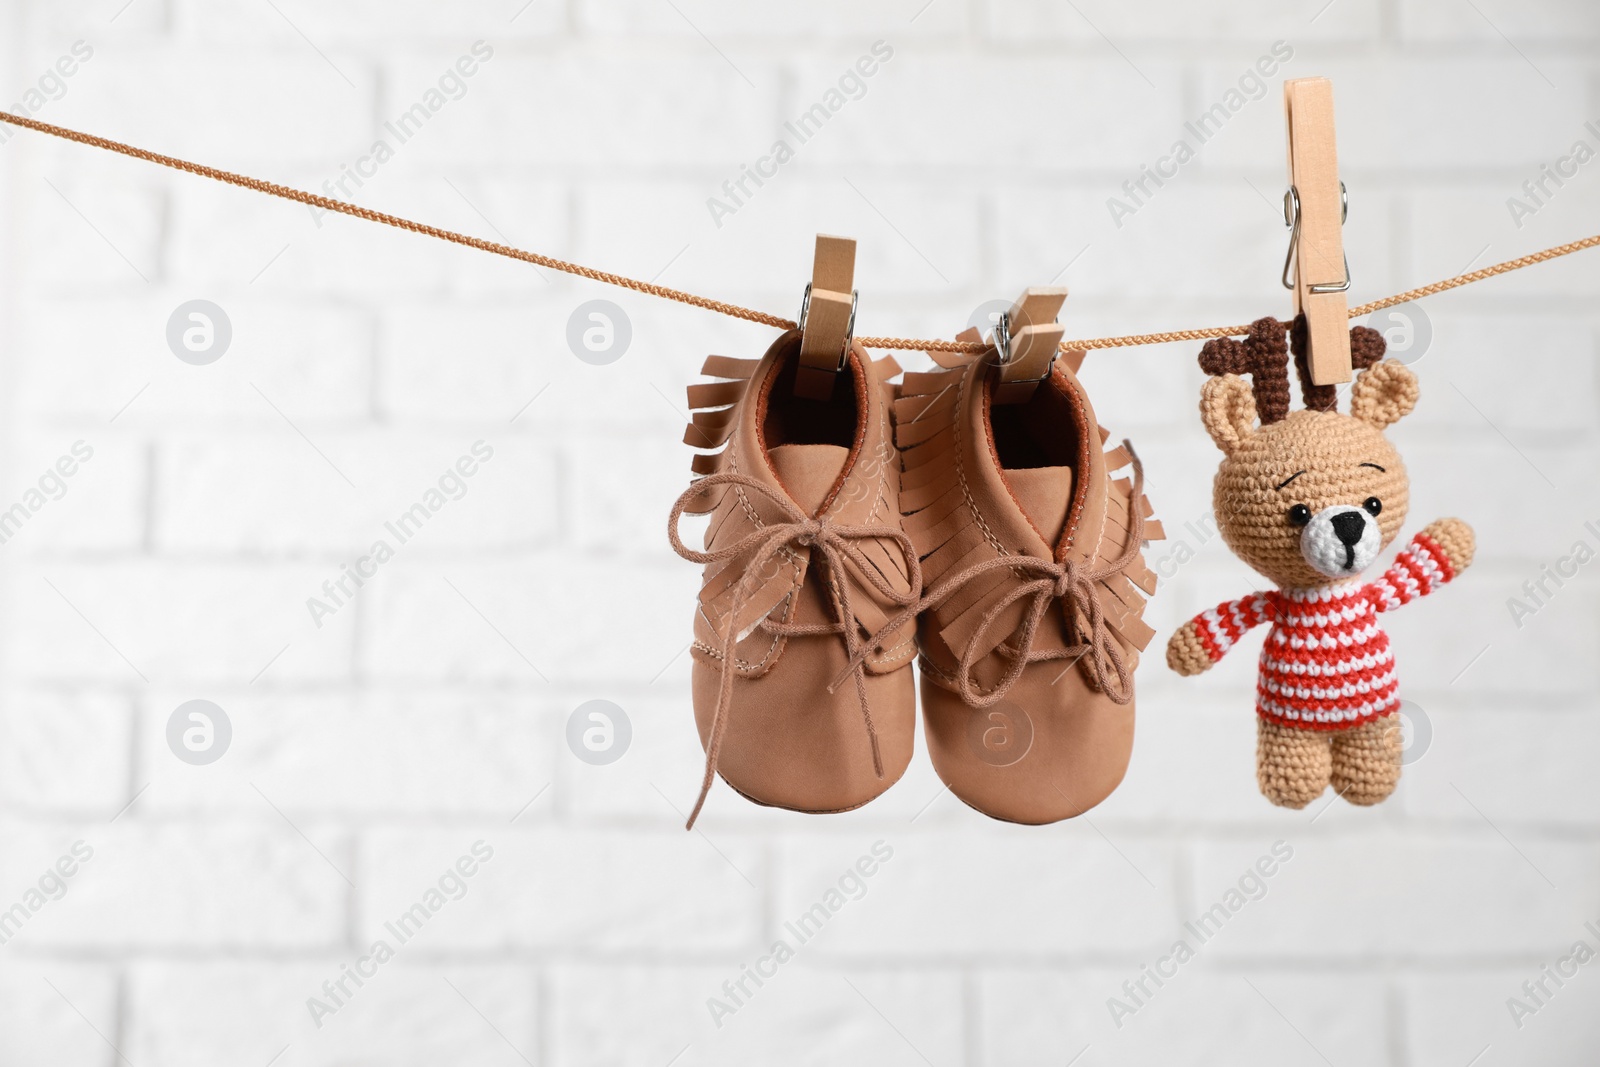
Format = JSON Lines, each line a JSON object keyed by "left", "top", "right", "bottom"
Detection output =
{"left": 877, "top": 231, "right": 1600, "bottom": 354}
{"left": 0, "top": 110, "right": 795, "bottom": 331}
{"left": 3, "top": 110, "right": 1596, "bottom": 356}
{"left": 1347, "top": 233, "right": 1600, "bottom": 315}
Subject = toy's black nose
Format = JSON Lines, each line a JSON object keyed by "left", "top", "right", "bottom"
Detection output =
{"left": 1331, "top": 510, "right": 1368, "bottom": 546}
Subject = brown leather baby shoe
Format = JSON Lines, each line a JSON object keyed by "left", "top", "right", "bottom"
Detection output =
{"left": 887, "top": 332, "right": 1163, "bottom": 823}
{"left": 668, "top": 331, "right": 920, "bottom": 828}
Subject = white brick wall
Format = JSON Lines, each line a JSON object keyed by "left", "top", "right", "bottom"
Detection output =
{"left": 1, "top": 2, "right": 1597, "bottom": 1064}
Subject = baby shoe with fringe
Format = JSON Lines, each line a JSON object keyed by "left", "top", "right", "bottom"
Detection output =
{"left": 668, "top": 330, "right": 920, "bottom": 828}
{"left": 877, "top": 332, "right": 1164, "bottom": 823}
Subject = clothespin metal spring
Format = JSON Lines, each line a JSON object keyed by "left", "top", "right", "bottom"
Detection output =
{"left": 1281, "top": 182, "right": 1350, "bottom": 295}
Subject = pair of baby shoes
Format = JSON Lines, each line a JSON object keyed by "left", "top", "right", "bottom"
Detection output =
{"left": 668, "top": 327, "right": 1163, "bottom": 828}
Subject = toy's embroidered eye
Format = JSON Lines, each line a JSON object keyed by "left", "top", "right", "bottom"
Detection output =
{"left": 1287, "top": 504, "right": 1311, "bottom": 527}
{"left": 1363, "top": 496, "right": 1382, "bottom": 517}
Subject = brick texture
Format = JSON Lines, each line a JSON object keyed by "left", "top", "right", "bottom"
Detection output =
{"left": 1, "top": 2, "right": 1597, "bottom": 1064}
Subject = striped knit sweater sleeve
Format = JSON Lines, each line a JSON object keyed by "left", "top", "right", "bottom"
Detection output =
{"left": 1188, "top": 590, "right": 1278, "bottom": 663}
{"left": 1365, "top": 530, "right": 1459, "bottom": 613}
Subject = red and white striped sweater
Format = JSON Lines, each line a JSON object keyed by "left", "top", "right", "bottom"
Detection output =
{"left": 1187, "top": 531, "right": 1459, "bottom": 730}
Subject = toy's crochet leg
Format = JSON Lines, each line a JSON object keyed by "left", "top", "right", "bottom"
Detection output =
{"left": 1256, "top": 719, "right": 1332, "bottom": 809}
{"left": 1330, "top": 713, "right": 1403, "bottom": 806}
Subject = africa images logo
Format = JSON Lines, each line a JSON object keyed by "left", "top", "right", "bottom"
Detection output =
{"left": 705, "top": 40, "right": 894, "bottom": 228}
{"left": 705, "top": 840, "right": 894, "bottom": 1028}
{"left": 305, "top": 841, "right": 494, "bottom": 1028}
{"left": 305, "top": 441, "right": 495, "bottom": 628}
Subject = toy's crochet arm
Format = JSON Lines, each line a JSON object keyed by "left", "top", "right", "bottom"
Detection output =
{"left": 1166, "top": 591, "right": 1277, "bottom": 676}
{"left": 1366, "top": 518, "right": 1476, "bottom": 614}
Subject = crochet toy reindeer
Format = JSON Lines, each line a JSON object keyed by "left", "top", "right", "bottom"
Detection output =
{"left": 1166, "top": 318, "right": 1475, "bottom": 809}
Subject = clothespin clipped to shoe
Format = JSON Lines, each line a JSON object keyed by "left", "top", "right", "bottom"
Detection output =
{"left": 794, "top": 234, "right": 858, "bottom": 399}
{"left": 1282, "top": 77, "right": 1352, "bottom": 386}
{"left": 989, "top": 286, "right": 1072, "bottom": 404}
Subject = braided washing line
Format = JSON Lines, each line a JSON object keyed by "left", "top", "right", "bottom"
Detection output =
{"left": 2, "top": 110, "right": 1595, "bottom": 356}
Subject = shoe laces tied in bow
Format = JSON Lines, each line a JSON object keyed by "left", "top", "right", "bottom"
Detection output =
{"left": 668, "top": 472, "right": 922, "bottom": 830}
{"left": 840, "top": 443, "right": 1148, "bottom": 711}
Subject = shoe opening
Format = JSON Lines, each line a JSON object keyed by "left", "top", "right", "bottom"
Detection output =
{"left": 760, "top": 347, "right": 863, "bottom": 514}
{"left": 988, "top": 372, "right": 1083, "bottom": 546}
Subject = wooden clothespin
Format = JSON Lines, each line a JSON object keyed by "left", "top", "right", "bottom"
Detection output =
{"left": 794, "top": 234, "right": 858, "bottom": 399}
{"left": 1282, "top": 77, "right": 1352, "bottom": 386}
{"left": 990, "top": 286, "right": 1071, "bottom": 404}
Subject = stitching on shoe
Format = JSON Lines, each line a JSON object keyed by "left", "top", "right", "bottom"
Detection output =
{"left": 701, "top": 354, "right": 914, "bottom": 678}
{"left": 875, "top": 632, "right": 916, "bottom": 662}
{"left": 693, "top": 588, "right": 793, "bottom": 673}
{"left": 951, "top": 368, "right": 1009, "bottom": 558}
{"left": 864, "top": 400, "right": 893, "bottom": 525}
{"left": 915, "top": 653, "right": 1004, "bottom": 698}
{"left": 726, "top": 442, "right": 764, "bottom": 531}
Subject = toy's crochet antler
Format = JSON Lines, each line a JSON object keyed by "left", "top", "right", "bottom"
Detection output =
{"left": 1290, "top": 317, "right": 1387, "bottom": 412}
{"left": 1198, "top": 316, "right": 1292, "bottom": 424}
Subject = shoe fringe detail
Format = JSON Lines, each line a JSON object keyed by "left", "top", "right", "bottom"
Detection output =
{"left": 671, "top": 345, "right": 913, "bottom": 831}
{"left": 681, "top": 351, "right": 902, "bottom": 510}
{"left": 890, "top": 347, "right": 1166, "bottom": 704}
{"left": 668, "top": 473, "right": 921, "bottom": 830}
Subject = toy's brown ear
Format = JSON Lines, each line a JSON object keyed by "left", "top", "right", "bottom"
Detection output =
{"left": 1200, "top": 374, "right": 1257, "bottom": 455}
{"left": 1349, "top": 360, "right": 1418, "bottom": 429}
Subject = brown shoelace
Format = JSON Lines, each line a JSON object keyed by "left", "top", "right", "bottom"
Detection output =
{"left": 667, "top": 473, "right": 922, "bottom": 830}
{"left": 840, "top": 444, "right": 1148, "bottom": 709}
